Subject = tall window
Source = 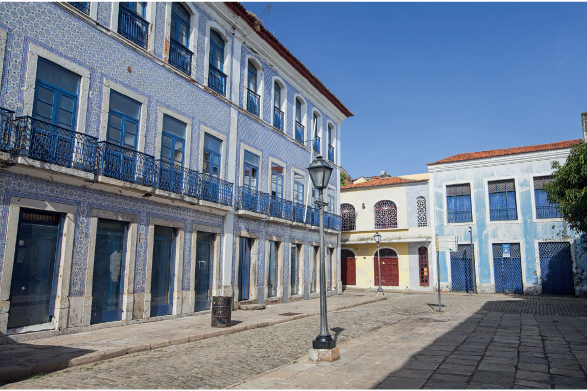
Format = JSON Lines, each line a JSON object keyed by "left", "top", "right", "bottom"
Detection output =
{"left": 293, "top": 172, "right": 304, "bottom": 204}
{"left": 341, "top": 203, "right": 356, "bottom": 231}
{"left": 313, "top": 113, "right": 320, "bottom": 153}
{"left": 246, "top": 61, "right": 259, "bottom": 116}
{"left": 208, "top": 30, "right": 226, "bottom": 95}
{"left": 295, "top": 98, "right": 304, "bottom": 143}
{"left": 419, "top": 247, "right": 429, "bottom": 287}
{"left": 271, "top": 163, "right": 283, "bottom": 199}
{"left": 488, "top": 179, "right": 517, "bottom": 221}
{"left": 108, "top": 91, "right": 141, "bottom": 149}
{"left": 417, "top": 196, "right": 427, "bottom": 227}
{"left": 273, "top": 82, "right": 284, "bottom": 131}
{"left": 242, "top": 150, "right": 259, "bottom": 190}
{"left": 118, "top": 2, "right": 149, "bottom": 49}
{"left": 327, "top": 124, "right": 334, "bottom": 162}
{"left": 374, "top": 200, "right": 397, "bottom": 229}
{"left": 203, "top": 133, "right": 221, "bottom": 177}
{"left": 328, "top": 195, "right": 335, "bottom": 213}
{"left": 160, "top": 115, "right": 186, "bottom": 166}
{"left": 447, "top": 183, "right": 472, "bottom": 223}
{"left": 33, "top": 59, "right": 80, "bottom": 131}
{"left": 534, "top": 176, "right": 562, "bottom": 219}
{"left": 169, "top": 3, "right": 192, "bottom": 75}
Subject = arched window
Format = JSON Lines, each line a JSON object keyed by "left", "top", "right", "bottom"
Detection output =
{"left": 341, "top": 203, "right": 356, "bottom": 231}
{"left": 273, "top": 81, "right": 284, "bottom": 131}
{"left": 378, "top": 248, "right": 397, "bottom": 257}
{"left": 169, "top": 3, "right": 192, "bottom": 75}
{"left": 417, "top": 196, "right": 427, "bottom": 227}
{"left": 419, "top": 247, "right": 429, "bottom": 286}
{"left": 374, "top": 200, "right": 397, "bottom": 229}
{"left": 208, "top": 30, "right": 226, "bottom": 95}
{"left": 246, "top": 61, "right": 259, "bottom": 116}
{"left": 295, "top": 98, "right": 304, "bottom": 143}
{"left": 327, "top": 124, "right": 334, "bottom": 162}
{"left": 312, "top": 113, "right": 320, "bottom": 153}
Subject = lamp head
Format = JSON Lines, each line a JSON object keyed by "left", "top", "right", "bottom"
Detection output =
{"left": 307, "top": 156, "right": 333, "bottom": 190}
{"left": 373, "top": 232, "right": 381, "bottom": 244}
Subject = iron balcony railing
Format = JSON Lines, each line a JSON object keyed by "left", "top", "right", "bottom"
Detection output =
{"left": 536, "top": 204, "right": 562, "bottom": 219}
{"left": 97, "top": 141, "right": 154, "bottom": 187}
{"left": 341, "top": 212, "right": 356, "bottom": 231}
{"left": 489, "top": 207, "right": 518, "bottom": 221}
{"left": 12, "top": 116, "right": 97, "bottom": 172}
{"left": 292, "top": 202, "right": 305, "bottom": 224}
{"left": 295, "top": 121, "right": 304, "bottom": 144}
{"left": 447, "top": 209, "right": 473, "bottom": 223}
{"left": 169, "top": 38, "right": 192, "bottom": 76}
{"left": 70, "top": 2, "right": 90, "bottom": 14}
{"left": 200, "top": 172, "right": 233, "bottom": 206}
{"left": 273, "top": 107, "right": 284, "bottom": 131}
{"left": 155, "top": 159, "right": 199, "bottom": 198}
{"left": 118, "top": 5, "right": 149, "bottom": 49}
{"left": 246, "top": 89, "right": 260, "bottom": 117}
{"left": 237, "top": 186, "right": 269, "bottom": 214}
{"left": 328, "top": 145, "right": 334, "bottom": 162}
{"left": 269, "top": 196, "right": 293, "bottom": 220}
{"left": 0, "top": 107, "right": 14, "bottom": 151}
{"left": 305, "top": 206, "right": 320, "bottom": 226}
{"left": 313, "top": 135, "right": 320, "bottom": 154}
{"left": 208, "top": 65, "right": 227, "bottom": 96}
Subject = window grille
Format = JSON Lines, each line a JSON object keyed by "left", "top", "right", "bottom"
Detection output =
{"left": 446, "top": 183, "right": 472, "bottom": 223}
{"left": 418, "top": 247, "right": 429, "bottom": 286}
{"left": 534, "top": 176, "right": 562, "bottom": 219}
{"left": 341, "top": 203, "right": 356, "bottom": 231}
{"left": 417, "top": 196, "right": 427, "bottom": 227}
{"left": 488, "top": 179, "right": 517, "bottom": 221}
{"left": 374, "top": 200, "right": 397, "bottom": 229}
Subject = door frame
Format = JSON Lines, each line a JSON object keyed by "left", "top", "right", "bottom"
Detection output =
{"left": 235, "top": 231, "right": 259, "bottom": 302}
{"left": 264, "top": 234, "right": 284, "bottom": 301}
{"left": 0, "top": 197, "right": 76, "bottom": 335}
{"left": 288, "top": 238, "right": 304, "bottom": 300}
{"left": 341, "top": 248, "right": 357, "bottom": 287}
{"left": 190, "top": 223, "right": 221, "bottom": 313}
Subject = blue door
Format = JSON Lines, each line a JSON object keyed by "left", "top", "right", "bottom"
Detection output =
{"left": 238, "top": 237, "right": 251, "bottom": 301}
{"left": 158, "top": 115, "right": 186, "bottom": 194}
{"left": 150, "top": 226, "right": 175, "bottom": 317}
{"left": 202, "top": 133, "right": 221, "bottom": 203}
{"left": 310, "top": 246, "right": 318, "bottom": 293}
{"left": 8, "top": 210, "right": 61, "bottom": 329}
{"left": 195, "top": 232, "right": 214, "bottom": 311}
{"left": 450, "top": 244, "right": 475, "bottom": 293}
{"left": 242, "top": 150, "right": 259, "bottom": 212}
{"left": 267, "top": 241, "right": 278, "bottom": 298}
{"left": 492, "top": 243, "right": 523, "bottom": 294}
{"left": 91, "top": 219, "right": 126, "bottom": 324}
{"left": 290, "top": 244, "right": 298, "bottom": 295}
{"left": 539, "top": 242, "right": 574, "bottom": 295}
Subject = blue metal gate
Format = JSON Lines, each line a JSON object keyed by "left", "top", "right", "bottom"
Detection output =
{"left": 492, "top": 243, "right": 523, "bottom": 294}
{"left": 450, "top": 244, "right": 475, "bottom": 292}
{"left": 539, "top": 242, "right": 574, "bottom": 295}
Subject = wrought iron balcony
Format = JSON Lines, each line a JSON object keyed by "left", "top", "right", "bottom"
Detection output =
{"left": 169, "top": 38, "right": 192, "bottom": 76}
{"left": 269, "top": 196, "right": 293, "bottom": 219}
{"left": 11, "top": 116, "right": 97, "bottom": 172}
{"left": 118, "top": 5, "right": 149, "bottom": 49}
{"left": 489, "top": 207, "right": 518, "bottom": 221}
{"left": 292, "top": 202, "right": 305, "bottom": 224}
{"left": 273, "top": 107, "right": 284, "bottom": 131}
{"left": 305, "top": 206, "right": 320, "bottom": 226}
{"left": 536, "top": 204, "right": 562, "bottom": 219}
{"left": 237, "top": 186, "right": 270, "bottom": 214}
{"left": 0, "top": 107, "right": 14, "bottom": 151}
{"left": 246, "top": 89, "right": 260, "bottom": 117}
{"left": 70, "top": 2, "right": 90, "bottom": 14}
{"left": 295, "top": 121, "right": 304, "bottom": 144}
{"left": 155, "top": 159, "right": 199, "bottom": 198}
{"left": 208, "top": 65, "right": 227, "bottom": 96}
{"left": 447, "top": 209, "right": 473, "bottom": 223}
{"left": 313, "top": 135, "right": 320, "bottom": 154}
{"left": 328, "top": 145, "right": 334, "bottom": 162}
{"left": 200, "top": 173, "right": 233, "bottom": 206}
{"left": 97, "top": 141, "right": 154, "bottom": 187}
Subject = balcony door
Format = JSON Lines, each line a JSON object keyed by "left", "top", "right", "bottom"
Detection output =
{"left": 242, "top": 150, "right": 259, "bottom": 212}
{"left": 158, "top": 115, "right": 186, "bottom": 194}
{"left": 202, "top": 133, "right": 222, "bottom": 203}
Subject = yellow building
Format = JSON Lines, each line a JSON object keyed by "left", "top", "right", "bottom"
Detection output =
{"left": 340, "top": 172, "right": 433, "bottom": 291}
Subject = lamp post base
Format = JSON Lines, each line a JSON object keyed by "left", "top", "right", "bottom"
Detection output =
{"left": 309, "top": 346, "right": 340, "bottom": 363}
{"left": 312, "top": 335, "right": 336, "bottom": 350}
{"left": 376, "top": 290, "right": 385, "bottom": 297}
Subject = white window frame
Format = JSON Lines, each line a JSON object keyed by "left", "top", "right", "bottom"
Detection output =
{"left": 443, "top": 180, "right": 476, "bottom": 226}
{"left": 326, "top": 120, "right": 336, "bottom": 161}
{"left": 484, "top": 176, "right": 521, "bottom": 225}
{"left": 530, "top": 171, "right": 564, "bottom": 223}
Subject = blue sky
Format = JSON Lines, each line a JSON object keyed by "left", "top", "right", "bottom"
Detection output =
{"left": 241, "top": 2, "right": 587, "bottom": 179}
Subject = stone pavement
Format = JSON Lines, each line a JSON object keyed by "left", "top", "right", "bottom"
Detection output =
{"left": 235, "top": 297, "right": 587, "bottom": 389}
{"left": 0, "top": 291, "right": 383, "bottom": 384}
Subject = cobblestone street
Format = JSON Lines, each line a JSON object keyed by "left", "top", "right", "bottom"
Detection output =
{"left": 4, "top": 291, "right": 587, "bottom": 389}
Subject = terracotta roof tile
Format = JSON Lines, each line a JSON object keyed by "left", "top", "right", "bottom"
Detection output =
{"left": 428, "top": 139, "right": 583, "bottom": 166}
{"left": 224, "top": 2, "right": 353, "bottom": 118}
{"left": 342, "top": 176, "right": 425, "bottom": 190}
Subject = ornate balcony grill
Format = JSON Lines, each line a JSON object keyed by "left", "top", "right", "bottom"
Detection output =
{"left": 0, "top": 107, "right": 14, "bottom": 151}
{"left": 246, "top": 89, "right": 260, "bottom": 117}
{"left": 328, "top": 145, "right": 334, "bottom": 162}
{"left": 305, "top": 206, "right": 320, "bottom": 226}
{"left": 70, "top": 2, "right": 90, "bottom": 14}
{"left": 169, "top": 38, "right": 192, "bottom": 76}
{"left": 118, "top": 5, "right": 149, "bottom": 49}
{"left": 237, "top": 186, "right": 269, "bottom": 214}
{"left": 154, "top": 159, "right": 198, "bottom": 198}
{"left": 273, "top": 107, "right": 284, "bottom": 131}
{"left": 341, "top": 203, "right": 356, "bottom": 231}
{"left": 281, "top": 199, "right": 293, "bottom": 220}
{"left": 208, "top": 66, "right": 227, "bottom": 96}
{"left": 295, "top": 121, "right": 304, "bottom": 144}
{"left": 96, "top": 141, "right": 154, "bottom": 187}
{"left": 313, "top": 135, "right": 320, "bottom": 154}
{"left": 374, "top": 200, "right": 398, "bottom": 229}
{"left": 331, "top": 214, "right": 342, "bottom": 231}
{"left": 200, "top": 172, "right": 233, "bottom": 206}
{"left": 12, "top": 116, "right": 97, "bottom": 172}
{"left": 292, "top": 202, "right": 305, "bottom": 223}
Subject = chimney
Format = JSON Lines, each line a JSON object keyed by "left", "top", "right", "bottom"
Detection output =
{"left": 582, "top": 113, "right": 587, "bottom": 143}
{"left": 379, "top": 170, "right": 389, "bottom": 178}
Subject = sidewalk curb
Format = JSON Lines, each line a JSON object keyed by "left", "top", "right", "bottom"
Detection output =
{"left": 0, "top": 296, "right": 386, "bottom": 384}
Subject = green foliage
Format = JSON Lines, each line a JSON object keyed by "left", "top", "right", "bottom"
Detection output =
{"left": 340, "top": 172, "right": 347, "bottom": 187}
{"left": 544, "top": 142, "right": 587, "bottom": 235}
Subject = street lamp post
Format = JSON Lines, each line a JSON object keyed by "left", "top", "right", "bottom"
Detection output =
{"left": 307, "top": 156, "right": 336, "bottom": 351}
{"left": 374, "top": 232, "right": 383, "bottom": 294}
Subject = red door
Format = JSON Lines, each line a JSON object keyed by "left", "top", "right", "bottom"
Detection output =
{"left": 419, "top": 247, "right": 429, "bottom": 287}
{"left": 341, "top": 250, "right": 356, "bottom": 286}
{"left": 374, "top": 249, "right": 399, "bottom": 286}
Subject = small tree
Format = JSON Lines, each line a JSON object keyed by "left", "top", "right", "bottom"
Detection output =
{"left": 340, "top": 172, "right": 347, "bottom": 187}
{"left": 544, "top": 142, "right": 587, "bottom": 236}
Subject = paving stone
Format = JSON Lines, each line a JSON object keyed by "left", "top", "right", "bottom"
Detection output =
{"left": 515, "top": 379, "right": 552, "bottom": 389}
{"left": 516, "top": 370, "right": 552, "bottom": 383}
{"left": 517, "top": 363, "right": 549, "bottom": 372}
{"left": 552, "top": 375, "right": 587, "bottom": 388}
{"left": 377, "top": 376, "right": 428, "bottom": 389}
{"left": 481, "top": 356, "right": 518, "bottom": 365}
{"left": 471, "top": 370, "right": 515, "bottom": 387}
{"left": 478, "top": 362, "right": 516, "bottom": 373}
{"left": 429, "top": 373, "right": 469, "bottom": 383}
{"left": 436, "top": 364, "right": 476, "bottom": 376}
{"left": 550, "top": 368, "right": 586, "bottom": 378}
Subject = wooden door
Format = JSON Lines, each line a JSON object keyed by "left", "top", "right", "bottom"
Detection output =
{"left": 341, "top": 250, "right": 356, "bottom": 286}
{"left": 374, "top": 249, "right": 399, "bottom": 286}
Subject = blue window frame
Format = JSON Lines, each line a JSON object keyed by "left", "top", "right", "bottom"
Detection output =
{"left": 70, "top": 2, "right": 90, "bottom": 14}
{"left": 271, "top": 163, "right": 284, "bottom": 199}
{"left": 171, "top": 3, "right": 189, "bottom": 47}
{"left": 447, "top": 183, "right": 472, "bottom": 223}
{"left": 327, "top": 125, "right": 335, "bottom": 162}
{"left": 328, "top": 195, "right": 335, "bottom": 213}
{"left": 293, "top": 173, "right": 304, "bottom": 204}
{"left": 121, "top": 2, "right": 145, "bottom": 18}
{"left": 248, "top": 61, "right": 257, "bottom": 92}
{"left": 161, "top": 115, "right": 185, "bottom": 166}
{"left": 273, "top": 83, "right": 284, "bottom": 131}
{"left": 243, "top": 150, "right": 260, "bottom": 190}
{"left": 313, "top": 113, "right": 320, "bottom": 153}
{"left": 274, "top": 83, "right": 281, "bottom": 110}
{"left": 203, "top": 133, "right": 221, "bottom": 177}
{"left": 118, "top": 2, "right": 149, "bottom": 49}
{"left": 295, "top": 99, "right": 304, "bottom": 143}
{"left": 33, "top": 59, "right": 80, "bottom": 131}
{"left": 209, "top": 30, "right": 224, "bottom": 71}
{"left": 534, "top": 176, "right": 562, "bottom": 219}
{"left": 488, "top": 179, "right": 517, "bottom": 221}
{"left": 246, "top": 61, "right": 260, "bottom": 116}
{"left": 107, "top": 91, "right": 141, "bottom": 149}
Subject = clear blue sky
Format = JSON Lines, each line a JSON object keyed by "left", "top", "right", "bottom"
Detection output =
{"left": 242, "top": 2, "right": 587, "bottom": 179}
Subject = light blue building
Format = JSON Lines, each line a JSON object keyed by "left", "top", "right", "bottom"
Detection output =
{"left": 428, "top": 138, "right": 587, "bottom": 296}
{"left": 0, "top": 2, "right": 351, "bottom": 342}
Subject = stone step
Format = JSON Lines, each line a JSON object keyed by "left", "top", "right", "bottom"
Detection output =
{"left": 239, "top": 304, "right": 266, "bottom": 310}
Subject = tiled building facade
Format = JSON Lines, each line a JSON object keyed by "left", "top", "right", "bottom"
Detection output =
{"left": 0, "top": 2, "right": 351, "bottom": 342}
